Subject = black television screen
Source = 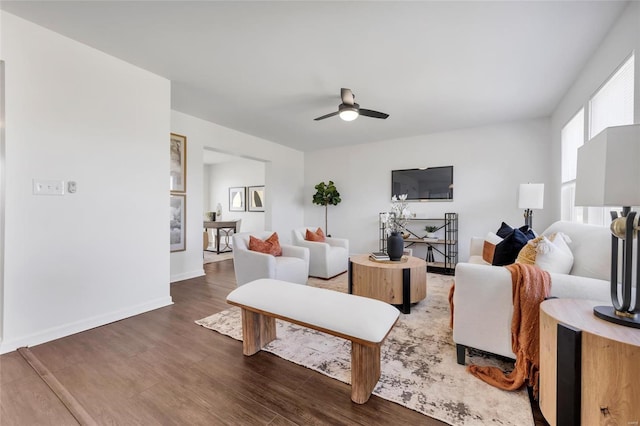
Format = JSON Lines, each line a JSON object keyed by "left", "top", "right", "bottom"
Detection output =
{"left": 391, "top": 166, "right": 453, "bottom": 201}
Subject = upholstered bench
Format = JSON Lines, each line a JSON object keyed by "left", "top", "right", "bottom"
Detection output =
{"left": 226, "top": 278, "right": 399, "bottom": 404}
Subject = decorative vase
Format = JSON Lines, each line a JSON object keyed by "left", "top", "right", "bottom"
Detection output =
{"left": 387, "top": 231, "right": 404, "bottom": 261}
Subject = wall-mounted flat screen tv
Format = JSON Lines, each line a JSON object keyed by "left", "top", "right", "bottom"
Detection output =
{"left": 391, "top": 166, "right": 453, "bottom": 201}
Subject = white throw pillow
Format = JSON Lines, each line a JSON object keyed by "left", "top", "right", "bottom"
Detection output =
{"left": 535, "top": 233, "right": 574, "bottom": 274}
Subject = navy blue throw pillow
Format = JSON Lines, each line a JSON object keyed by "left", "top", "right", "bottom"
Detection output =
{"left": 492, "top": 228, "right": 533, "bottom": 266}
{"left": 496, "top": 222, "right": 514, "bottom": 238}
{"left": 496, "top": 222, "right": 535, "bottom": 239}
{"left": 519, "top": 225, "right": 536, "bottom": 239}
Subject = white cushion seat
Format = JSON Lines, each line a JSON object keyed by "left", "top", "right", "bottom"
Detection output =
{"left": 227, "top": 278, "right": 399, "bottom": 343}
{"left": 226, "top": 278, "right": 399, "bottom": 404}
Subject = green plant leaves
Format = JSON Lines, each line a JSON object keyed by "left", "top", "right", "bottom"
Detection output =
{"left": 312, "top": 180, "right": 341, "bottom": 206}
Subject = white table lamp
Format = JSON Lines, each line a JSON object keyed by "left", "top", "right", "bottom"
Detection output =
{"left": 575, "top": 124, "right": 640, "bottom": 329}
{"left": 518, "top": 183, "right": 544, "bottom": 229}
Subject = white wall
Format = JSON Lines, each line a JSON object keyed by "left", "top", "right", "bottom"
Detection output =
{"left": 551, "top": 0, "right": 640, "bottom": 191}
{"left": 205, "top": 159, "right": 265, "bottom": 233}
{"left": 304, "top": 118, "right": 553, "bottom": 261}
{"left": 0, "top": 12, "right": 172, "bottom": 354}
{"left": 170, "top": 110, "right": 304, "bottom": 281}
{"left": 168, "top": 127, "right": 205, "bottom": 282}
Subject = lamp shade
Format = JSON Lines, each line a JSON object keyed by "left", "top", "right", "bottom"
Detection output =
{"left": 518, "top": 183, "right": 544, "bottom": 209}
{"left": 575, "top": 124, "right": 640, "bottom": 207}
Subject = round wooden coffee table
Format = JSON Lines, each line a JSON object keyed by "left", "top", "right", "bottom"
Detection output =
{"left": 348, "top": 254, "right": 427, "bottom": 313}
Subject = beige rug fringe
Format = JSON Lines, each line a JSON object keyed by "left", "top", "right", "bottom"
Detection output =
{"left": 17, "top": 347, "right": 98, "bottom": 426}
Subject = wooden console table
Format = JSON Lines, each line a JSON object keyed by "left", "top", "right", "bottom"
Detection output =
{"left": 539, "top": 298, "right": 640, "bottom": 426}
{"left": 204, "top": 220, "right": 239, "bottom": 254}
{"left": 348, "top": 254, "right": 427, "bottom": 314}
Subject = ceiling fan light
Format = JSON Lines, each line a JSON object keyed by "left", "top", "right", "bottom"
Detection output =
{"left": 339, "top": 108, "right": 359, "bottom": 121}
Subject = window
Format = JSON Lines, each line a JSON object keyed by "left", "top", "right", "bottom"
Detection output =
{"left": 561, "top": 54, "right": 635, "bottom": 224}
{"left": 560, "top": 109, "right": 584, "bottom": 222}
{"left": 590, "top": 54, "right": 635, "bottom": 139}
{"left": 585, "top": 54, "right": 635, "bottom": 225}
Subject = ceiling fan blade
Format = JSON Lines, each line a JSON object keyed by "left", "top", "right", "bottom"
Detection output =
{"left": 313, "top": 111, "right": 340, "bottom": 121}
{"left": 341, "top": 88, "right": 354, "bottom": 105}
{"left": 359, "top": 109, "right": 389, "bottom": 119}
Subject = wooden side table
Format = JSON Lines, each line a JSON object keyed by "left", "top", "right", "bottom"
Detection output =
{"left": 539, "top": 298, "right": 640, "bottom": 426}
{"left": 348, "top": 254, "right": 427, "bottom": 313}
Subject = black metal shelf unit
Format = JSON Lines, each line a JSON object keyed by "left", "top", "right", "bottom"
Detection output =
{"left": 378, "top": 212, "right": 458, "bottom": 275}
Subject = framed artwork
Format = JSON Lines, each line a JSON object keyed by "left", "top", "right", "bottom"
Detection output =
{"left": 247, "top": 185, "right": 265, "bottom": 212}
{"left": 229, "top": 187, "right": 246, "bottom": 211}
{"left": 170, "top": 133, "right": 187, "bottom": 193}
{"left": 170, "top": 194, "right": 186, "bottom": 252}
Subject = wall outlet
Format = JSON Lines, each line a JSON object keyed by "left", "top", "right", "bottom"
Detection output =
{"left": 33, "top": 179, "right": 64, "bottom": 195}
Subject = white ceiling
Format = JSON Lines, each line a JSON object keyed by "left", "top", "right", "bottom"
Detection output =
{"left": 1, "top": 1, "right": 630, "bottom": 152}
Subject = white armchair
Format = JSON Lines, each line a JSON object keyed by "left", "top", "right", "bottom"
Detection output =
{"left": 291, "top": 227, "right": 349, "bottom": 279}
{"left": 232, "top": 231, "right": 310, "bottom": 286}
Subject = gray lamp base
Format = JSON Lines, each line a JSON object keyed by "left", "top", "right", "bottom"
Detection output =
{"left": 593, "top": 305, "right": 640, "bottom": 329}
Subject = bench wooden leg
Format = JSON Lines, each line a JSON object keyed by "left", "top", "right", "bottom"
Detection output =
{"left": 240, "top": 308, "right": 276, "bottom": 356}
{"left": 350, "top": 342, "right": 381, "bottom": 404}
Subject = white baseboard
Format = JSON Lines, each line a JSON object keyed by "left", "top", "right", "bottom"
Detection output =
{"left": 0, "top": 296, "right": 173, "bottom": 355}
{"left": 170, "top": 268, "right": 204, "bottom": 283}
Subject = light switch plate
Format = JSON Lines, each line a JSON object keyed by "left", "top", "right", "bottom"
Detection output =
{"left": 33, "top": 179, "right": 65, "bottom": 195}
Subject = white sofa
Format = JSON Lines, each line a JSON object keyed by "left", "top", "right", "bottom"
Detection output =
{"left": 232, "top": 231, "right": 310, "bottom": 286}
{"left": 453, "top": 221, "right": 611, "bottom": 364}
{"left": 291, "top": 227, "right": 349, "bottom": 279}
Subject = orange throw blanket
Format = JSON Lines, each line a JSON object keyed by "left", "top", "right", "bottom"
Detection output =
{"left": 467, "top": 263, "right": 551, "bottom": 396}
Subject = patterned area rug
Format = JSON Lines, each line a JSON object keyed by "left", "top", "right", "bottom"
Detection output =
{"left": 196, "top": 273, "right": 534, "bottom": 426}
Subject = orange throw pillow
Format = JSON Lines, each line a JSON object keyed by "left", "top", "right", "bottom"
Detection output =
{"left": 482, "top": 241, "right": 497, "bottom": 264}
{"left": 305, "top": 227, "right": 326, "bottom": 242}
{"left": 249, "top": 232, "right": 282, "bottom": 256}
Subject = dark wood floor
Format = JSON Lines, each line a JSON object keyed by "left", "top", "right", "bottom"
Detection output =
{"left": 1, "top": 260, "right": 449, "bottom": 425}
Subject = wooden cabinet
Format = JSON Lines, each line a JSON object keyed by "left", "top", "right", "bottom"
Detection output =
{"left": 379, "top": 213, "right": 458, "bottom": 274}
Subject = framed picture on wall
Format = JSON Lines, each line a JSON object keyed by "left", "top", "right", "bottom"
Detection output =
{"left": 229, "top": 187, "right": 246, "bottom": 211}
{"left": 170, "top": 194, "right": 186, "bottom": 252}
{"left": 170, "top": 133, "right": 187, "bottom": 193}
{"left": 247, "top": 185, "right": 265, "bottom": 212}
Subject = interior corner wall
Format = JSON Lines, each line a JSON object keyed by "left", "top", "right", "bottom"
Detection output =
{"left": 303, "top": 118, "right": 553, "bottom": 262}
{"left": 170, "top": 110, "right": 304, "bottom": 281}
{"left": 205, "top": 160, "right": 265, "bottom": 234}
{"left": 0, "top": 12, "right": 172, "bottom": 354}
{"left": 551, "top": 0, "right": 640, "bottom": 192}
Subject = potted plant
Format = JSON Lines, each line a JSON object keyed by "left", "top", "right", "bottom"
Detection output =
{"left": 312, "top": 180, "right": 341, "bottom": 236}
{"left": 425, "top": 225, "right": 439, "bottom": 239}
